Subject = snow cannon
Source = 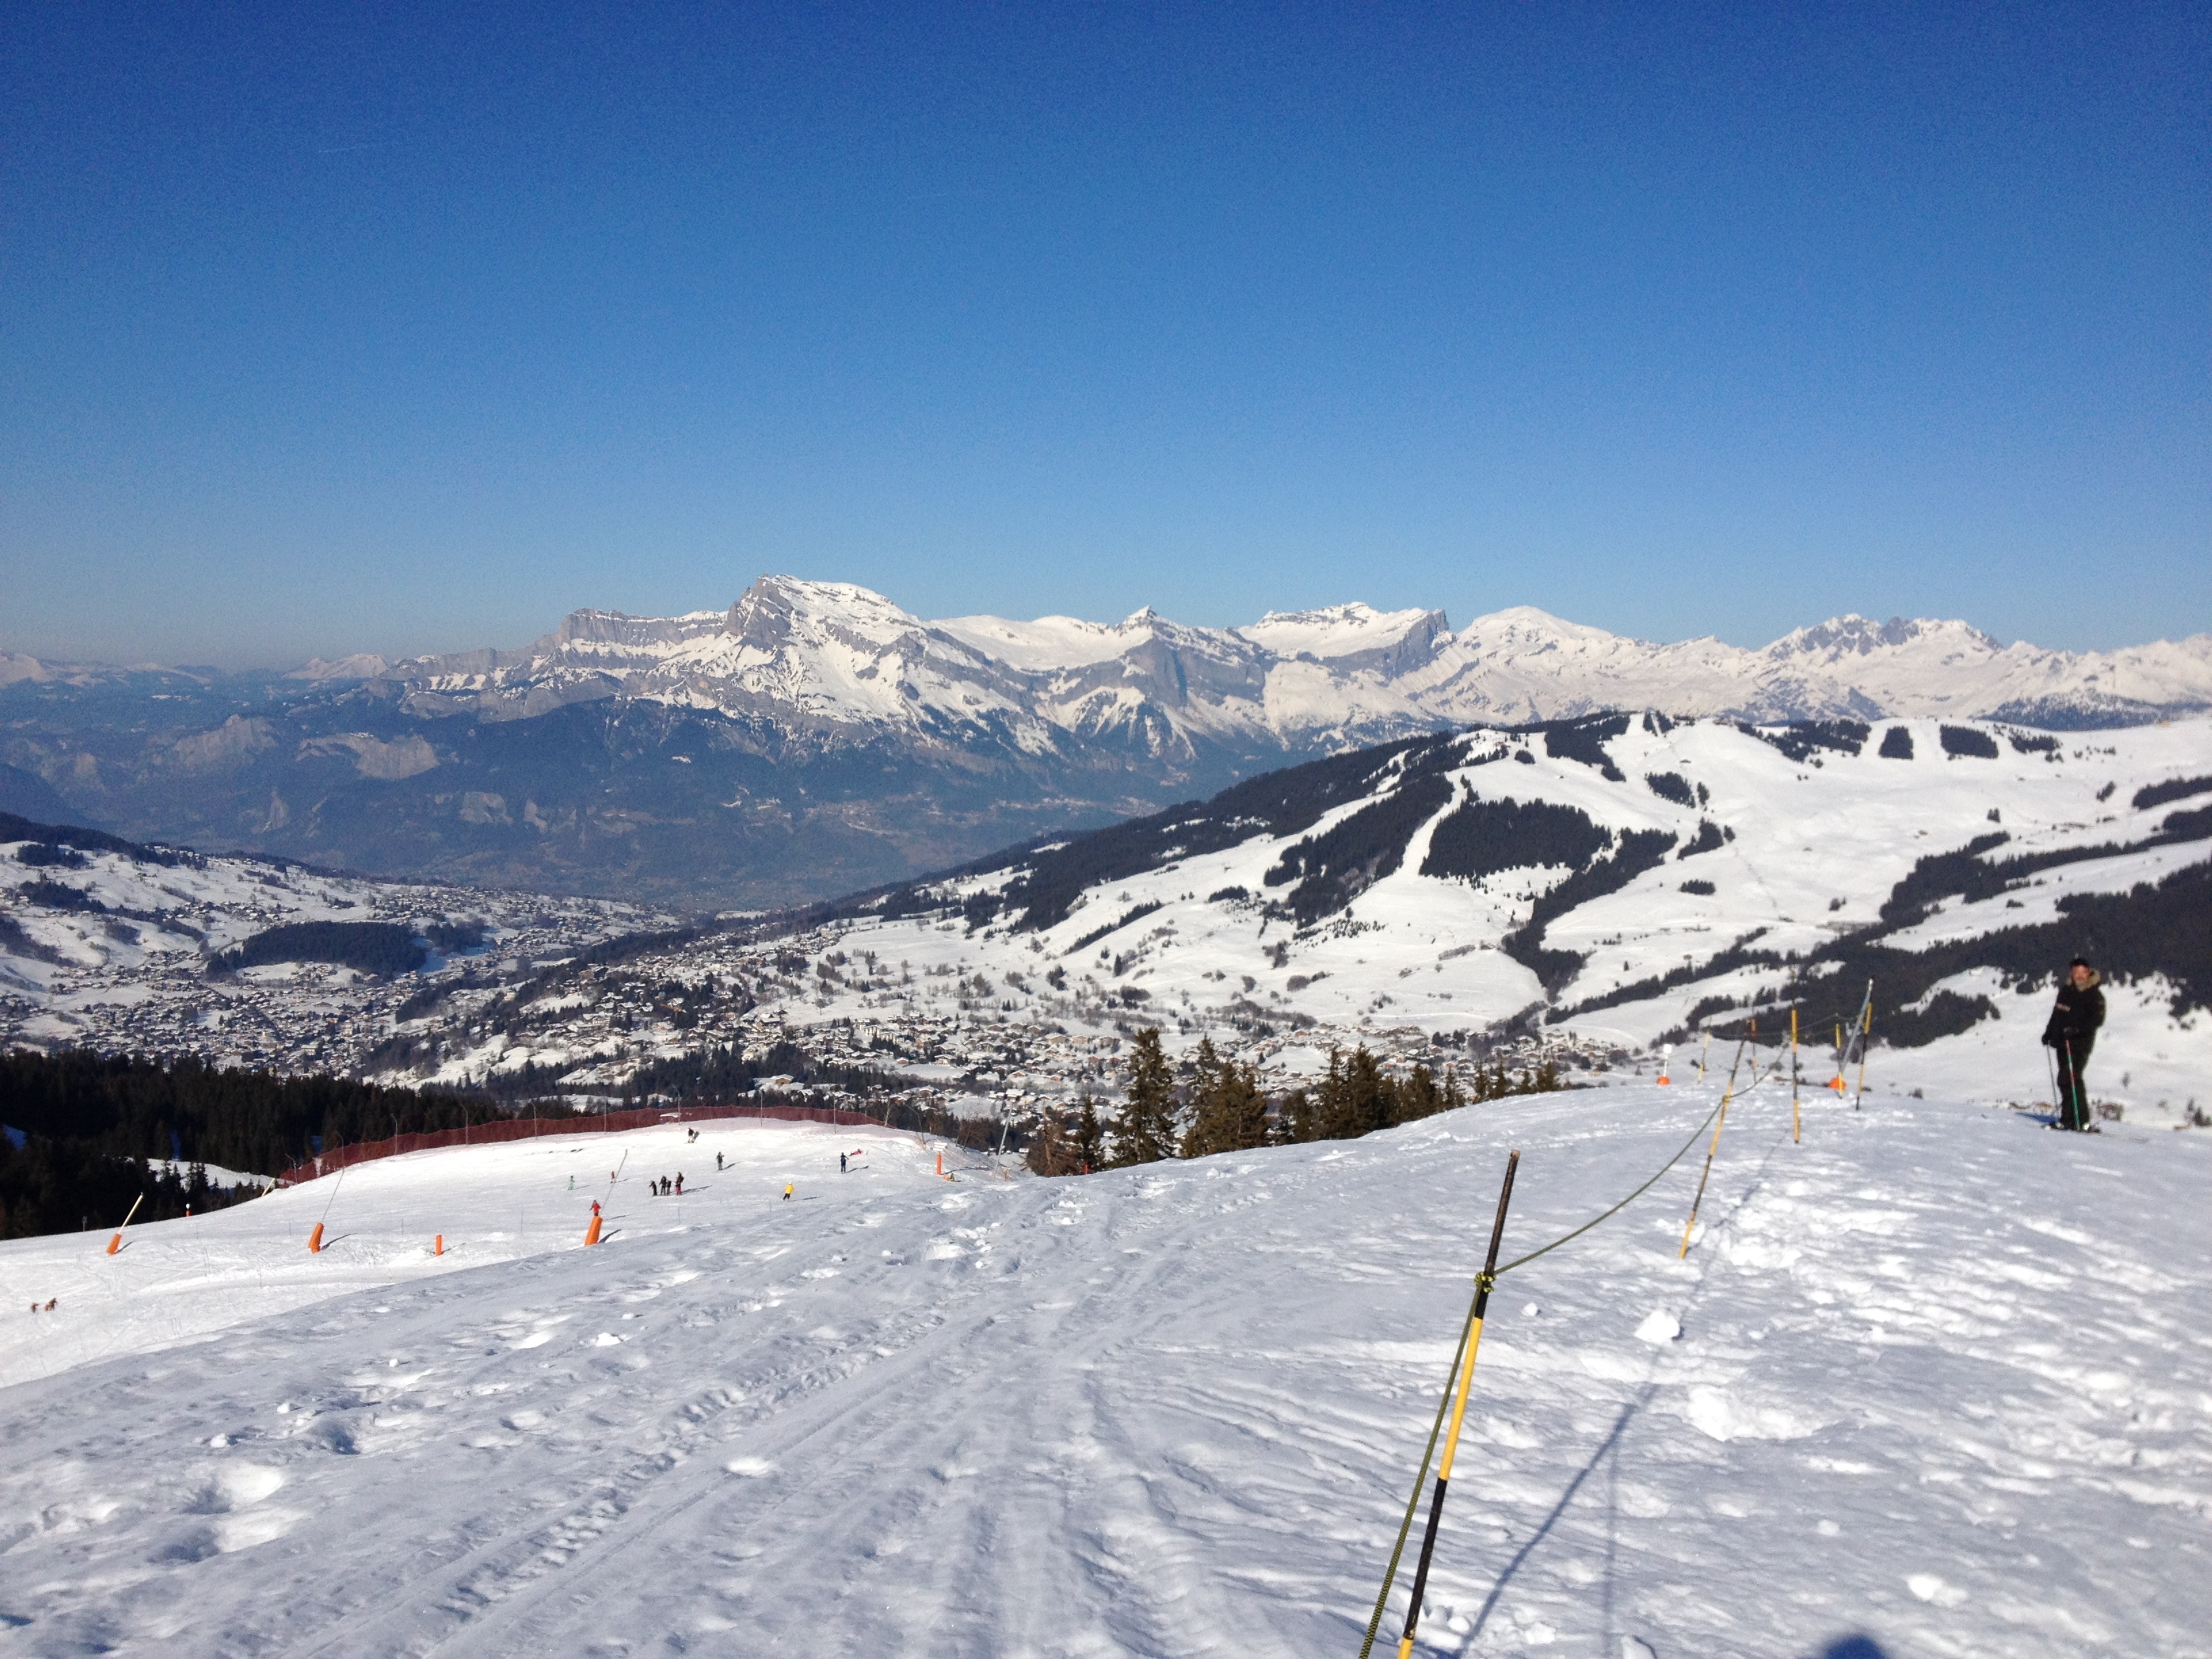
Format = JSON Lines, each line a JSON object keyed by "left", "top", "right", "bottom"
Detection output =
{"left": 104, "top": 1193, "right": 144, "bottom": 1256}
{"left": 308, "top": 1223, "right": 324, "bottom": 1254}
{"left": 1656, "top": 1046, "right": 1672, "bottom": 1086}
{"left": 584, "top": 1215, "right": 602, "bottom": 1246}
{"left": 434, "top": 1234, "right": 445, "bottom": 1256}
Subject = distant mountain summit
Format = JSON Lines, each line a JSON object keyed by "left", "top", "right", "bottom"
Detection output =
{"left": 4, "top": 578, "right": 2207, "bottom": 909}
{"left": 355, "top": 575, "right": 2211, "bottom": 737}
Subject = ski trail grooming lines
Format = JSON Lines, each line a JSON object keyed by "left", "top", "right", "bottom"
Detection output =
{"left": 1678, "top": 1032, "right": 1748, "bottom": 1258}
{"left": 1387, "top": 1150, "right": 1518, "bottom": 1659}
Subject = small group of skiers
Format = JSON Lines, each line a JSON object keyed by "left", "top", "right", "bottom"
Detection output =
{"left": 2042, "top": 956, "right": 2107, "bottom": 1132}
{"left": 27, "top": 1298, "right": 57, "bottom": 1313}
{"left": 646, "top": 1174, "right": 684, "bottom": 1196}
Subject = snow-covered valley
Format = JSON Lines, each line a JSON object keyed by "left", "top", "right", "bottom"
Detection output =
{"left": 1, "top": 1087, "right": 2207, "bottom": 1656}
{"left": 9, "top": 712, "right": 2211, "bottom": 1140}
{"left": 353, "top": 712, "right": 2212, "bottom": 1133}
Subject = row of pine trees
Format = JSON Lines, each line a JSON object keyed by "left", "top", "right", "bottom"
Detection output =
{"left": 1025, "top": 1029, "right": 1564, "bottom": 1176}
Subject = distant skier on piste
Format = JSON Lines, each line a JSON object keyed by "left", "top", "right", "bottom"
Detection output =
{"left": 2042, "top": 957, "right": 2106, "bottom": 1131}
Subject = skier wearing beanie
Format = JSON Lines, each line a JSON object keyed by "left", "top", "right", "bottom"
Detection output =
{"left": 2042, "top": 958, "right": 2106, "bottom": 1131}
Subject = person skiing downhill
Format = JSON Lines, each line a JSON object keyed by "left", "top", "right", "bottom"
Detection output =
{"left": 2043, "top": 957, "right": 2106, "bottom": 1131}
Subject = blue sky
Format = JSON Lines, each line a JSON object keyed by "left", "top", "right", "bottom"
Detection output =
{"left": 3, "top": 2, "right": 2205, "bottom": 667}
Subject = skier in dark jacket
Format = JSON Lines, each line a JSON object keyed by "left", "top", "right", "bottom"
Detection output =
{"left": 2042, "top": 958, "right": 2106, "bottom": 1131}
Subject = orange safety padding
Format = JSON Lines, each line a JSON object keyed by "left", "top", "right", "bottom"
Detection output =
{"left": 584, "top": 1215, "right": 602, "bottom": 1246}
{"left": 308, "top": 1222, "right": 324, "bottom": 1254}
{"left": 105, "top": 1233, "right": 122, "bottom": 1255}
{"left": 434, "top": 1234, "right": 444, "bottom": 1256}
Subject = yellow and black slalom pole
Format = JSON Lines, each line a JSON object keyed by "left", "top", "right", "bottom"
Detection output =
{"left": 1390, "top": 1151, "right": 1519, "bottom": 1659}
{"left": 1678, "top": 1033, "right": 1747, "bottom": 1258}
{"left": 1790, "top": 1007, "right": 1801, "bottom": 1145}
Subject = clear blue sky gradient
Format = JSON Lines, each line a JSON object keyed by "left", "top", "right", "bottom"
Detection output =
{"left": 3, "top": 2, "right": 2206, "bottom": 668}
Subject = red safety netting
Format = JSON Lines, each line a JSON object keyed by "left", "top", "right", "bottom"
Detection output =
{"left": 275, "top": 1100, "right": 888, "bottom": 1187}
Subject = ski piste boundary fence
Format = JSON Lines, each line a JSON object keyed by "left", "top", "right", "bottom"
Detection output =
{"left": 1357, "top": 1019, "right": 1845, "bottom": 1658}
{"left": 274, "top": 1100, "right": 885, "bottom": 1187}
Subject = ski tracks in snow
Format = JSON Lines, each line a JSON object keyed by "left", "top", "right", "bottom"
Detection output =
{"left": 0, "top": 1100, "right": 2207, "bottom": 1656}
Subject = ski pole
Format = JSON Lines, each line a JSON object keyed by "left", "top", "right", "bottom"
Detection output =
{"left": 1678, "top": 1035, "right": 1746, "bottom": 1258}
{"left": 1392, "top": 1151, "right": 1519, "bottom": 1659}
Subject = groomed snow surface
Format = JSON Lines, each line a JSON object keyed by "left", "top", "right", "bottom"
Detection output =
{"left": 2, "top": 1090, "right": 2207, "bottom": 1657}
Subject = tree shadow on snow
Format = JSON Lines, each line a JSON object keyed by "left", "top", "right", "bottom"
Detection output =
{"left": 1816, "top": 1639, "right": 1894, "bottom": 1659}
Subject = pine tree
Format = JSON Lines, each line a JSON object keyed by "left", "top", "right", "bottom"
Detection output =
{"left": 1272, "top": 1086, "right": 1316, "bottom": 1144}
{"left": 1394, "top": 1063, "right": 1441, "bottom": 1124}
{"left": 1073, "top": 1090, "right": 1103, "bottom": 1172}
{"left": 1108, "top": 1029, "right": 1177, "bottom": 1166}
{"left": 1183, "top": 1056, "right": 1269, "bottom": 1158}
{"left": 1025, "top": 1109, "right": 1070, "bottom": 1176}
{"left": 1319, "top": 1046, "right": 1393, "bottom": 1139}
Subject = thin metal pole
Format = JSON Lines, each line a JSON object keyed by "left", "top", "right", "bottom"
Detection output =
{"left": 1853, "top": 981, "right": 1873, "bottom": 1110}
{"left": 1391, "top": 1151, "right": 1519, "bottom": 1659}
{"left": 1790, "top": 1007, "right": 1801, "bottom": 1144}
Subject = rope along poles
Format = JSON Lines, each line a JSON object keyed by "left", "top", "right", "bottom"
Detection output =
{"left": 1388, "top": 1151, "right": 1519, "bottom": 1659}
{"left": 1356, "top": 1064, "right": 1793, "bottom": 1654}
{"left": 1677, "top": 1032, "right": 1750, "bottom": 1258}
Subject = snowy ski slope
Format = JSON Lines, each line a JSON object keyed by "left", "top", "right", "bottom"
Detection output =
{"left": 1, "top": 1091, "right": 2206, "bottom": 1656}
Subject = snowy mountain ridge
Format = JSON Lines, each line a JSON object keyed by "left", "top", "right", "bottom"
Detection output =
{"left": 7, "top": 581, "right": 2210, "bottom": 912}
{"left": 345, "top": 577, "right": 2212, "bottom": 743}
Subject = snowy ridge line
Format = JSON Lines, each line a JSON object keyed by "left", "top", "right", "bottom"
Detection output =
{"left": 273, "top": 1099, "right": 884, "bottom": 1187}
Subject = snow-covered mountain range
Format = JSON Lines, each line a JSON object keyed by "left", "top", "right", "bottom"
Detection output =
{"left": 296, "top": 575, "right": 2212, "bottom": 740}
{"left": 6, "top": 577, "right": 2209, "bottom": 909}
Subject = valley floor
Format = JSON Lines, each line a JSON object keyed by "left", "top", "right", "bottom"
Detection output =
{"left": 0, "top": 1089, "right": 2206, "bottom": 1656}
